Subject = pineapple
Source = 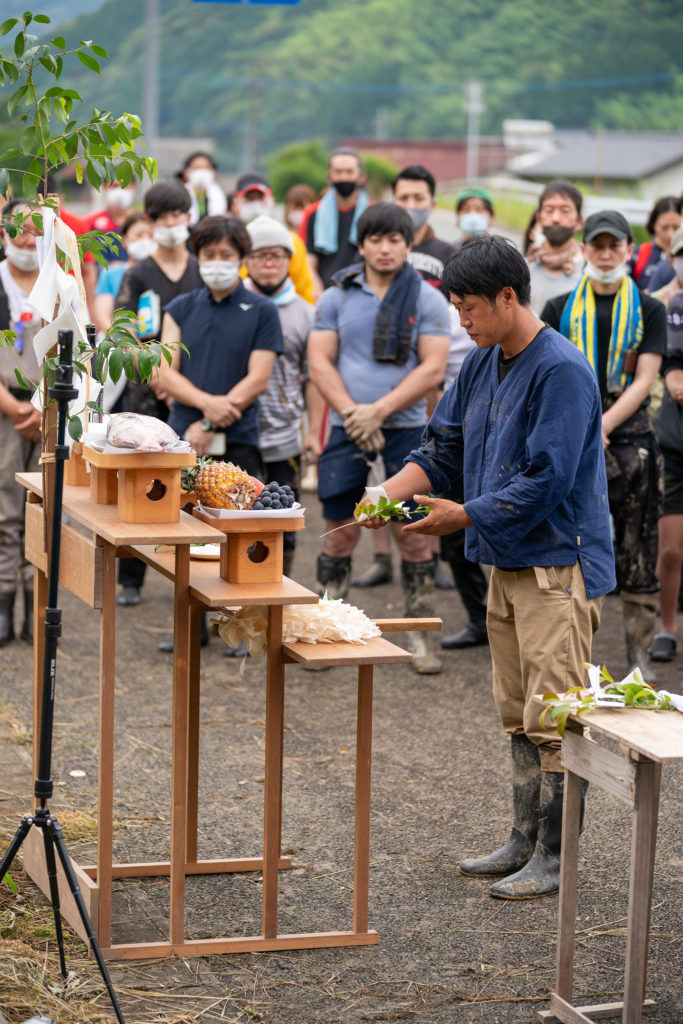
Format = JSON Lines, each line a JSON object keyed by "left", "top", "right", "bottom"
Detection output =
{"left": 183, "top": 458, "right": 258, "bottom": 510}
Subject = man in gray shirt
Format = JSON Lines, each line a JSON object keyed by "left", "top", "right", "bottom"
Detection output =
{"left": 527, "top": 179, "right": 584, "bottom": 314}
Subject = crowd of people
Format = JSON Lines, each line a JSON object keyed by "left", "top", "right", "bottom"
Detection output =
{"left": 1, "top": 142, "right": 682, "bottom": 899}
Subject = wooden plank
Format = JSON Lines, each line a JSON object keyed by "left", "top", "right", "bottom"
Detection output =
{"left": 101, "top": 929, "right": 379, "bottom": 960}
{"left": 566, "top": 706, "right": 683, "bottom": 763}
{"left": 17, "top": 473, "right": 222, "bottom": 545}
{"left": 538, "top": 994, "right": 656, "bottom": 1021}
{"left": 353, "top": 665, "right": 373, "bottom": 934}
{"left": 262, "top": 605, "right": 285, "bottom": 940}
{"left": 372, "top": 617, "right": 442, "bottom": 632}
{"left": 193, "top": 507, "right": 306, "bottom": 533}
{"left": 97, "top": 542, "right": 117, "bottom": 949}
{"left": 562, "top": 729, "right": 636, "bottom": 807}
{"left": 126, "top": 544, "right": 319, "bottom": 608}
{"left": 169, "top": 545, "right": 191, "bottom": 945}
{"left": 22, "top": 825, "right": 98, "bottom": 947}
{"left": 25, "top": 501, "right": 103, "bottom": 608}
{"left": 624, "top": 759, "right": 661, "bottom": 1022}
{"left": 283, "top": 637, "right": 413, "bottom": 667}
{"left": 555, "top": 768, "right": 583, "bottom": 1003}
{"left": 80, "top": 856, "right": 293, "bottom": 879}
{"left": 186, "top": 604, "right": 202, "bottom": 866}
{"left": 82, "top": 445, "right": 196, "bottom": 469}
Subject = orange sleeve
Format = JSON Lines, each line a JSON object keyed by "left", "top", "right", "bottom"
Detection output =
{"left": 288, "top": 233, "right": 314, "bottom": 304}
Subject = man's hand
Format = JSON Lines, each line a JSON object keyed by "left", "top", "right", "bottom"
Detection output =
{"left": 356, "top": 428, "right": 385, "bottom": 453}
{"left": 302, "top": 430, "right": 322, "bottom": 464}
{"left": 202, "top": 394, "right": 242, "bottom": 428}
{"left": 343, "top": 403, "right": 385, "bottom": 444}
{"left": 13, "top": 403, "right": 42, "bottom": 442}
{"left": 401, "top": 494, "right": 471, "bottom": 536}
{"left": 354, "top": 498, "right": 388, "bottom": 530}
{"left": 185, "top": 420, "right": 216, "bottom": 457}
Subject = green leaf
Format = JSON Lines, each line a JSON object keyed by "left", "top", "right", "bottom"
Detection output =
{"left": 55, "top": 54, "right": 62, "bottom": 79}
{"left": 68, "top": 416, "right": 83, "bottom": 442}
{"left": 0, "top": 19, "right": 19, "bottom": 35}
{"left": 122, "top": 349, "right": 136, "bottom": 380}
{"left": 0, "top": 168, "right": 8, "bottom": 194}
{"left": 14, "top": 368, "right": 30, "bottom": 389}
{"left": 91, "top": 43, "right": 108, "bottom": 59}
{"left": 85, "top": 160, "right": 103, "bottom": 189}
{"left": 7, "top": 83, "right": 27, "bottom": 117}
{"left": 14, "top": 31, "right": 25, "bottom": 58}
{"left": 138, "top": 351, "right": 153, "bottom": 380}
{"left": 108, "top": 347, "right": 123, "bottom": 383}
{"left": 51, "top": 36, "right": 66, "bottom": 49}
{"left": 33, "top": 14, "right": 51, "bottom": 23}
{"left": 77, "top": 50, "right": 100, "bottom": 74}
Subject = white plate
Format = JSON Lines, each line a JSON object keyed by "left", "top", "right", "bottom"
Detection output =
{"left": 197, "top": 501, "right": 305, "bottom": 519}
{"left": 190, "top": 543, "right": 221, "bottom": 559}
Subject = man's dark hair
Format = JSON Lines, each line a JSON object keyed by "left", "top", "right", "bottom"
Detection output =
{"left": 189, "top": 215, "right": 251, "bottom": 258}
{"left": 442, "top": 234, "right": 531, "bottom": 306}
{"left": 356, "top": 202, "right": 414, "bottom": 246}
{"left": 328, "top": 146, "right": 364, "bottom": 173}
{"left": 181, "top": 150, "right": 217, "bottom": 172}
{"left": 143, "top": 181, "right": 191, "bottom": 220}
{"left": 392, "top": 164, "right": 436, "bottom": 198}
{"left": 646, "top": 195, "right": 682, "bottom": 236}
{"left": 540, "top": 179, "right": 583, "bottom": 216}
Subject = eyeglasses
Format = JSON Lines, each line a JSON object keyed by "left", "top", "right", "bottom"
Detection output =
{"left": 249, "top": 249, "right": 289, "bottom": 264}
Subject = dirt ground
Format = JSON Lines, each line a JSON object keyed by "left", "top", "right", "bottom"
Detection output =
{"left": 1, "top": 498, "right": 682, "bottom": 1024}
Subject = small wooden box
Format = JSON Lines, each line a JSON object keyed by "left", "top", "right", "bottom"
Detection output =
{"left": 64, "top": 441, "right": 91, "bottom": 487}
{"left": 193, "top": 507, "right": 305, "bottom": 584}
{"left": 82, "top": 446, "right": 196, "bottom": 523}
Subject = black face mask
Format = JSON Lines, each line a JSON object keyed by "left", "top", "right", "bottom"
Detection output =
{"left": 333, "top": 180, "right": 357, "bottom": 199}
{"left": 543, "top": 223, "right": 576, "bottom": 246}
{"left": 256, "top": 276, "right": 288, "bottom": 296}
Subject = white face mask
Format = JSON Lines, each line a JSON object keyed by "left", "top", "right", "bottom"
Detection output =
{"left": 584, "top": 260, "right": 628, "bottom": 285}
{"left": 239, "top": 200, "right": 269, "bottom": 223}
{"left": 107, "top": 188, "right": 135, "bottom": 212}
{"left": 126, "top": 237, "right": 158, "bottom": 261}
{"left": 458, "top": 212, "right": 490, "bottom": 236}
{"left": 4, "top": 237, "right": 40, "bottom": 271}
{"left": 286, "top": 209, "right": 304, "bottom": 229}
{"left": 533, "top": 229, "right": 547, "bottom": 247}
{"left": 187, "top": 168, "right": 215, "bottom": 192}
{"left": 153, "top": 223, "right": 190, "bottom": 249}
{"left": 199, "top": 260, "right": 240, "bottom": 291}
{"left": 673, "top": 255, "right": 683, "bottom": 280}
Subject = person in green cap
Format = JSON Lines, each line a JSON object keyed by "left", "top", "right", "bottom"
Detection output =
{"left": 455, "top": 186, "right": 495, "bottom": 241}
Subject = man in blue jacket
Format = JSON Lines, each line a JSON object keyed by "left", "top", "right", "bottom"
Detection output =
{"left": 358, "top": 234, "right": 615, "bottom": 899}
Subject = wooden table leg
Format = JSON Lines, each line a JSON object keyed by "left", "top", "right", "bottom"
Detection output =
{"left": 186, "top": 602, "right": 202, "bottom": 866}
{"left": 623, "top": 755, "right": 661, "bottom": 1024}
{"left": 353, "top": 664, "right": 373, "bottom": 934}
{"left": 96, "top": 541, "right": 117, "bottom": 949}
{"left": 169, "top": 545, "right": 191, "bottom": 946}
{"left": 262, "top": 605, "right": 284, "bottom": 939}
{"left": 32, "top": 565, "right": 48, "bottom": 783}
{"left": 554, "top": 764, "right": 583, "bottom": 1005}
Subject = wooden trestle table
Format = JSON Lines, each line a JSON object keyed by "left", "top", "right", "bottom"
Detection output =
{"left": 18, "top": 471, "right": 425, "bottom": 959}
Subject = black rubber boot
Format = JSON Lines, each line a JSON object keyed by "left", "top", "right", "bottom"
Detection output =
{"left": 460, "top": 734, "right": 540, "bottom": 877}
{"left": 316, "top": 554, "right": 352, "bottom": 600}
{"left": 488, "top": 770, "right": 585, "bottom": 899}
{"left": 0, "top": 591, "right": 16, "bottom": 646}
{"left": 441, "top": 622, "right": 488, "bottom": 649}
{"left": 401, "top": 559, "right": 442, "bottom": 674}
{"left": 21, "top": 588, "right": 33, "bottom": 643}
{"left": 352, "top": 553, "right": 392, "bottom": 587}
{"left": 433, "top": 554, "right": 454, "bottom": 589}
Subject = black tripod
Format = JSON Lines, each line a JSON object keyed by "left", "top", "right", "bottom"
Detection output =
{"left": 0, "top": 330, "right": 125, "bottom": 1023}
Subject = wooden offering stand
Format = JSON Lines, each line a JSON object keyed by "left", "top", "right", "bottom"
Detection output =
{"left": 538, "top": 705, "right": 683, "bottom": 1024}
{"left": 82, "top": 445, "right": 196, "bottom": 523}
{"left": 192, "top": 505, "right": 305, "bottom": 584}
{"left": 19, "top": 470, "right": 442, "bottom": 960}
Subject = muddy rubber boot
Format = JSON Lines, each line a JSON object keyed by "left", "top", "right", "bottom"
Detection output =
{"left": 352, "top": 553, "right": 393, "bottom": 587}
{"left": 489, "top": 770, "right": 581, "bottom": 899}
{"left": 623, "top": 591, "right": 658, "bottom": 683}
{"left": 401, "top": 559, "right": 442, "bottom": 675}
{"left": 433, "top": 553, "right": 454, "bottom": 589}
{"left": 0, "top": 591, "right": 15, "bottom": 646}
{"left": 460, "top": 734, "right": 540, "bottom": 877}
{"left": 315, "top": 554, "right": 351, "bottom": 600}
{"left": 21, "top": 588, "right": 33, "bottom": 643}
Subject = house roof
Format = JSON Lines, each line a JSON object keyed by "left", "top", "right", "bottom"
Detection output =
{"left": 512, "top": 131, "right": 683, "bottom": 181}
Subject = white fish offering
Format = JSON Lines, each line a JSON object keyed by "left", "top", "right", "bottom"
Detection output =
{"left": 106, "top": 412, "right": 179, "bottom": 453}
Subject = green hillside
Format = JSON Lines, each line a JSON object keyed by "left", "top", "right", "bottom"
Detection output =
{"left": 47, "top": 0, "right": 683, "bottom": 171}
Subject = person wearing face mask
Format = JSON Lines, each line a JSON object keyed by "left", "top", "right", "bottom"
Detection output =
{"left": 233, "top": 172, "right": 314, "bottom": 305}
{"left": 526, "top": 179, "right": 584, "bottom": 315}
{"left": 92, "top": 212, "right": 157, "bottom": 335}
{"left": 113, "top": 181, "right": 203, "bottom": 607}
{"left": 178, "top": 150, "right": 227, "bottom": 228}
{"left": 283, "top": 183, "right": 316, "bottom": 233}
{"left": 300, "top": 147, "right": 370, "bottom": 297}
{"left": 542, "top": 211, "right": 667, "bottom": 681}
{"left": 0, "top": 199, "right": 44, "bottom": 645}
{"left": 455, "top": 186, "right": 495, "bottom": 243}
{"left": 242, "top": 215, "right": 324, "bottom": 576}
{"left": 630, "top": 195, "right": 681, "bottom": 293}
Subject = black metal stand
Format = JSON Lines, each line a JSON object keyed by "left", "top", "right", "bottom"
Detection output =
{"left": 0, "top": 330, "right": 125, "bottom": 1024}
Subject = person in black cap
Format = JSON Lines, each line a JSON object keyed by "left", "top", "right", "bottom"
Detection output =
{"left": 542, "top": 210, "right": 667, "bottom": 680}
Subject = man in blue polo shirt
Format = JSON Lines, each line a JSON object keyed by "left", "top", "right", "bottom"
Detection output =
{"left": 308, "top": 202, "right": 451, "bottom": 673}
{"left": 356, "top": 235, "right": 615, "bottom": 899}
{"left": 155, "top": 215, "right": 283, "bottom": 478}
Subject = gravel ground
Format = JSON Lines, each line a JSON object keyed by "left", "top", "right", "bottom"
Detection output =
{"left": 0, "top": 497, "right": 681, "bottom": 1023}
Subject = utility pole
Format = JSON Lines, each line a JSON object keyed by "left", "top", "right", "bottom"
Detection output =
{"left": 464, "top": 79, "right": 484, "bottom": 182}
{"left": 143, "top": 0, "right": 160, "bottom": 161}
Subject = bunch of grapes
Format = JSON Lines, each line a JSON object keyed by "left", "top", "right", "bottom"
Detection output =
{"left": 252, "top": 481, "right": 297, "bottom": 511}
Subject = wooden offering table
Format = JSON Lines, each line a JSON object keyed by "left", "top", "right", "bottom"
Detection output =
{"left": 18, "top": 471, "right": 423, "bottom": 960}
{"left": 538, "top": 706, "right": 683, "bottom": 1024}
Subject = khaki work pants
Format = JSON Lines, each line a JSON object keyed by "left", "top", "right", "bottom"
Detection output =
{"left": 0, "top": 414, "right": 40, "bottom": 591}
{"left": 487, "top": 564, "right": 603, "bottom": 772}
